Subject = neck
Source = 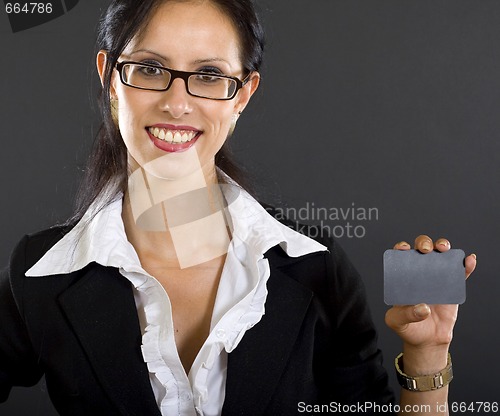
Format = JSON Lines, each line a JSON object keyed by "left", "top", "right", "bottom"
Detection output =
{"left": 122, "top": 161, "right": 231, "bottom": 270}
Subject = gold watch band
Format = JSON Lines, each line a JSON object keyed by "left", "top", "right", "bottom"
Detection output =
{"left": 395, "top": 352, "right": 453, "bottom": 392}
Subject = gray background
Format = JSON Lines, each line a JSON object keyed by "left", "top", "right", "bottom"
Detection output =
{"left": 1, "top": 0, "right": 499, "bottom": 414}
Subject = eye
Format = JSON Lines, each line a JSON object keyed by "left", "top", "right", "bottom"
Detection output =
{"left": 193, "top": 66, "right": 228, "bottom": 84}
{"left": 195, "top": 73, "right": 223, "bottom": 84}
{"left": 141, "top": 59, "right": 162, "bottom": 66}
{"left": 197, "top": 66, "right": 224, "bottom": 75}
{"left": 138, "top": 62, "right": 163, "bottom": 77}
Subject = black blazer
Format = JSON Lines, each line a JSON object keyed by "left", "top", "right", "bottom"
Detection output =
{"left": 0, "top": 224, "right": 394, "bottom": 415}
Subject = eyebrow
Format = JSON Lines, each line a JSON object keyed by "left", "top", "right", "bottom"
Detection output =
{"left": 129, "top": 49, "right": 167, "bottom": 60}
{"left": 129, "top": 49, "right": 231, "bottom": 67}
{"left": 193, "top": 58, "right": 231, "bottom": 66}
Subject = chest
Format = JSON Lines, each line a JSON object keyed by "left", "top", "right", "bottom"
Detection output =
{"left": 143, "top": 257, "right": 225, "bottom": 373}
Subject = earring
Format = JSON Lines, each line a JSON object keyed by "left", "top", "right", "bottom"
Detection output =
{"left": 110, "top": 97, "right": 119, "bottom": 126}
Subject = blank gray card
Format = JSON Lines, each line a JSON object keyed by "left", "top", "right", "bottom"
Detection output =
{"left": 384, "top": 249, "right": 466, "bottom": 305}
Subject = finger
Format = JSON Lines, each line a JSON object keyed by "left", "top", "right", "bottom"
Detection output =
{"left": 414, "top": 235, "right": 434, "bottom": 253}
{"left": 465, "top": 253, "right": 477, "bottom": 279}
{"left": 393, "top": 241, "right": 411, "bottom": 250}
{"left": 385, "top": 304, "right": 431, "bottom": 332}
{"left": 434, "top": 238, "right": 451, "bottom": 252}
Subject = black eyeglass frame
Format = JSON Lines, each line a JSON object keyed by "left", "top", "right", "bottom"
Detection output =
{"left": 115, "top": 61, "right": 251, "bottom": 100}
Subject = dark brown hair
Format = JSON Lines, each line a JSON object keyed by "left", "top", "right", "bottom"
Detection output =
{"left": 71, "top": 0, "right": 264, "bottom": 222}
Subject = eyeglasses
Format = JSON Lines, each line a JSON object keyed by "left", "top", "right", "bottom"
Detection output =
{"left": 115, "top": 61, "right": 250, "bottom": 100}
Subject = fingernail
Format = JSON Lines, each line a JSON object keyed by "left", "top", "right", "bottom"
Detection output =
{"left": 422, "top": 241, "right": 432, "bottom": 252}
{"left": 414, "top": 304, "right": 430, "bottom": 318}
{"left": 399, "top": 242, "right": 410, "bottom": 247}
{"left": 471, "top": 253, "right": 477, "bottom": 260}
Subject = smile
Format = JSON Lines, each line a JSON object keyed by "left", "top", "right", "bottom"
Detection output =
{"left": 148, "top": 127, "right": 199, "bottom": 144}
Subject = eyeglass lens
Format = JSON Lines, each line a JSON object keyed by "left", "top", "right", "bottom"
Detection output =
{"left": 122, "top": 63, "right": 238, "bottom": 99}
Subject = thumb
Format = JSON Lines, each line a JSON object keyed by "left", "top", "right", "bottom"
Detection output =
{"left": 385, "top": 304, "right": 431, "bottom": 332}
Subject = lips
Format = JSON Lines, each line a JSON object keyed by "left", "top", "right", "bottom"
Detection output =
{"left": 146, "top": 125, "right": 201, "bottom": 152}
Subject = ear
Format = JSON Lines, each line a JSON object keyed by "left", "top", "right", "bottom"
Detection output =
{"left": 234, "top": 71, "right": 260, "bottom": 114}
{"left": 96, "top": 50, "right": 118, "bottom": 97}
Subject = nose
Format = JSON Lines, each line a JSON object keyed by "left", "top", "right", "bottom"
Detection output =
{"left": 158, "top": 78, "right": 192, "bottom": 118}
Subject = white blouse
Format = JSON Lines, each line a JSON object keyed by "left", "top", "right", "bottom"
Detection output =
{"left": 27, "top": 184, "right": 326, "bottom": 416}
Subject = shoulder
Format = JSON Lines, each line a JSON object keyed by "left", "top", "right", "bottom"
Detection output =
{"left": 261, "top": 202, "right": 332, "bottom": 247}
{"left": 3, "top": 223, "right": 99, "bottom": 320}
{"left": 262, "top": 203, "right": 365, "bottom": 300}
{"left": 262, "top": 202, "right": 358, "bottom": 270}
{"left": 8, "top": 224, "right": 75, "bottom": 274}
{"left": 261, "top": 204, "right": 385, "bottom": 370}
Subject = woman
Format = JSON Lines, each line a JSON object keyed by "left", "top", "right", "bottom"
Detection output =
{"left": 0, "top": 0, "right": 476, "bottom": 415}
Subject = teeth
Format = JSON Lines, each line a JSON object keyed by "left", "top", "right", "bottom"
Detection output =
{"left": 149, "top": 127, "right": 198, "bottom": 144}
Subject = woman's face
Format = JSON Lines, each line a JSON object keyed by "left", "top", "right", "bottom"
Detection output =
{"left": 99, "top": 0, "right": 259, "bottom": 180}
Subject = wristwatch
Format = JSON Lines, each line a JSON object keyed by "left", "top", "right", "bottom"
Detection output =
{"left": 395, "top": 352, "right": 453, "bottom": 392}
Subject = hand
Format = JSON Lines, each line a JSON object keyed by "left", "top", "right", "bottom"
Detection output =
{"left": 385, "top": 235, "right": 476, "bottom": 372}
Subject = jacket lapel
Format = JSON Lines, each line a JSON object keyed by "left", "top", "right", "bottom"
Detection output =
{"left": 222, "top": 250, "right": 314, "bottom": 416}
{"left": 58, "top": 265, "right": 161, "bottom": 416}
